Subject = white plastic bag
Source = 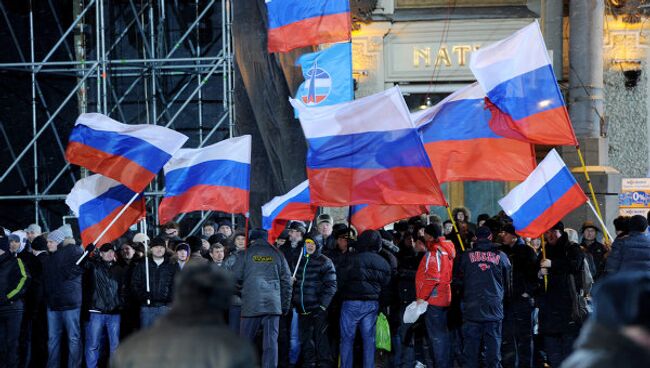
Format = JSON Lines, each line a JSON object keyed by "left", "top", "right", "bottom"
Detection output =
{"left": 403, "top": 301, "right": 428, "bottom": 324}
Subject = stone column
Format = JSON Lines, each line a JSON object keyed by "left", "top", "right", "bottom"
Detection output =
{"left": 542, "top": 0, "right": 564, "bottom": 79}
{"left": 562, "top": 0, "right": 620, "bottom": 237}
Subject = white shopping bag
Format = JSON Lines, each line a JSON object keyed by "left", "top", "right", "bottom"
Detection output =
{"left": 403, "top": 301, "right": 428, "bottom": 324}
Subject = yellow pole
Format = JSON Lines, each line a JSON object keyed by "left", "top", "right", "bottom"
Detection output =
{"left": 446, "top": 205, "right": 465, "bottom": 251}
{"left": 541, "top": 235, "right": 548, "bottom": 291}
{"left": 576, "top": 147, "right": 610, "bottom": 244}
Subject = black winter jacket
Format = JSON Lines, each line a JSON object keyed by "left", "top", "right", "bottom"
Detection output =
{"left": 131, "top": 256, "right": 176, "bottom": 307}
{"left": 44, "top": 244, "right": 84, "bottom": 311}
{"left": 582, "top": 240, "right": 608, "bottom": 280}
{"left": 605, "top": 231, "right": 650, "bottom": 275}
{"left": 338, "top": 238, "right": 391, "bottom": 301}
{"left": 537, "top": 234, "right": 586, "bottom": 335}
{"left": 292, "top": 247, "right": 337, "bottom": 313}
{"left": 454, "top": 240, "right": 512, "bottom": 322}
{"left": 502, "top": 239, "right": 538, "bottom": 300}
{"left": 396, "top": 247, "right": 424, "bottom": 307}
{"left": 85, "top": 257, "right": 127, "bottom": 313}
{"left": 18, "top": 251, "right": 44, "bottom": 317}
{"left": 0, "top": 253, "right": 30, "bottom": 314}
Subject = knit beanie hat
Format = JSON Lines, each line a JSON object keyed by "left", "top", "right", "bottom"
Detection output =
{"left": 47, "top": 229, "right": 65, "bottom": 245}
{"left": 59, "top": 224, "right": 74, "bottom": 239}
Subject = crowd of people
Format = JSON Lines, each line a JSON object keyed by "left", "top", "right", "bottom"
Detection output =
{"left": 1, "top": 208, "right": 650, "bottom": 368}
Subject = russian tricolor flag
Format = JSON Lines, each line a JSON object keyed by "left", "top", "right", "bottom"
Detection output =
{"left": 266, "top": 0, "right": 351, "bottom": 53}
{"left": 66, "top": 113, "right": 188, "bottom": 193}
{"left": 158, "top": 136, "right": 252, "bottom": 224}
{"left": 413, "top": 83, "right": 536, "bottom": 183}
{"left": 499, "top": 149, "right": 587, "bottom": 238}
{"left": 65, "top": 174, "right": 145, "bottom": 247}
{"left": 291, "top": 87, "right": 446, "bottom": 207}
{"left": 469, "top": 21, "right": 578, "bottom": 146}
{"left": 351, "top": 204, "right": 429, "bottom": 234}
{"left": 262, "top": 180, "right": 315, "bottom": 243}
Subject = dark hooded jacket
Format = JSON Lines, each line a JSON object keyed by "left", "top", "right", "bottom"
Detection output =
{"left": 338, "top": 231, "right": 391, "bottom": 301}
{"left": 291, "top": 241, "right": 337, "bottom": 314}
{"left": 43, "top": 243, "right": 84, "bottom": 311}
{"left": 454, "top": 239, "right": 512, "bottom": 322}
{"left": 502, "top": 237, "right": 539, "bottom": 299}
{"left": 0, "top": 252, "right": 30, "bottom": 314}
{"left": 605, "top": 231, "right": 650, "bottom": 275}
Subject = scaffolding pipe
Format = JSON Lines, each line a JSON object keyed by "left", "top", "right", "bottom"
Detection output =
{"left": 0, "top": 63, "right": 99, "bottom": 183}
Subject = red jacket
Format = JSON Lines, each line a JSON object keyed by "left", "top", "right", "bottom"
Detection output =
{"left": 415, "top": 237, "right": 456, "bottom": 307}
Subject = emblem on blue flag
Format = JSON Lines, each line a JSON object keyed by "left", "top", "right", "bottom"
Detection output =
{"left": 295, "top": 42, "right": 353, "bottom": 109}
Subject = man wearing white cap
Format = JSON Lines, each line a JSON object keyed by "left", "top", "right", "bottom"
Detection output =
{"left": 24, "top": 224, "right": 42, "bottom": 248}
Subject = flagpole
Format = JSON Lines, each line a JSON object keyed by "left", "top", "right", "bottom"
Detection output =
{"left": 445, "top": 204, "right": 465, "bottom": 252}
{"left": 244, "top": 212, "right": 250, "bottom": 247}
{"left": 141, "top": 218, "right": 151, "bottom": 305}
{"left": 541, "top": 235, "right": 548, "bottom": 291}
{"left": 586, "top": 200, "right": 614, "bottom": 242}
{"left": 576, "top": 146, "right": 610, "bottom": 244}
{"left": 75, "top": 192, "right": 140, "bottom": 265}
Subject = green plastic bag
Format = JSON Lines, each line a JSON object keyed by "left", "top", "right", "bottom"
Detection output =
{"left": 375, "top": 312, "right": 391, "bottom": 352}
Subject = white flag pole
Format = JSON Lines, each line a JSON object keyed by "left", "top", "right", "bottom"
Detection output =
{"left": 76, "top": 192, "right": 140, "bottom": 265}
{"left": 292, "top": 248, "right": 304, "bottom": 279}
{"left": 141, "top": 218, "right": 151, "bottom": 305}
{"left": 586, "top": 200, "right": 614, "bottom": 242}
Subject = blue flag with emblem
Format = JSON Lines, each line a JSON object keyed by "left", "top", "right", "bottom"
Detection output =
{"left": 295, "top": 42, "right": 353, "bottom": 111}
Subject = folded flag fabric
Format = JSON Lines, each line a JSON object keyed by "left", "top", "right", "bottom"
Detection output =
{"left": 498, "top": 149, "right": 587, "bottom": 238}
{"left": 351, "top": 204, "right": 429, "bottom": 234}
{"left": 266, "top": 0, "right": 351, "bottom": 53}
{"left": 158, "top": 136, "right": 251, "bottom": 224}
{"left": 262, "top": 180, "right": 315, "bottom": 243}
{"left": 469, "top": 20, "right": 577, "bottom": 146}
{"left": 66, "top": 113, "right": 188, "bottom": 193}
{"left": 65, "top": 174, "right": 145, "bottom": 247}
{"left": 414, "top": 83, "right": 536, "bottom": 183}
{"left": 295, "top": 42, "right": 353, "bottom": 108}
{"left": 291, "top": 86, "right": 446, "bottom": 207}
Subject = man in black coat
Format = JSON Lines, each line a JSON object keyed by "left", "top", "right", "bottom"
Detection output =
{"left": 292, "top": 236, "right": 337, "bottom": 367}
{"left": 337, "top": 230, "right": 391, "bottom": 368}
{"left": 43, "top": 228, "right": 84, "bottom": 368}
{"left": 580, "top": 221, "right": 608, "bottom": 280}
{"left": 455, "top": 227, "right": 512, "bottom": 368}
{"left": 82, "top": 243, "right": 127, "bottom": 368}
{"left": 500, "top": 224, "right": 538, "bottom": 368}
{"left": 537, "top": 222, "right": 587, "bottom": 368}
{"left": 0, "top": 236, "right": 30, "bottom": 368}
{"left": 131, "top": 237, "right": 176, "bottom": 328}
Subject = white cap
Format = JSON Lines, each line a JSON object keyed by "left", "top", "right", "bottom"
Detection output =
{"left": 132, "top": 233, "right": 150, "bottom": 244}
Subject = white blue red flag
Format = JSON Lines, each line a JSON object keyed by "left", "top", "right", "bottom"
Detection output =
{"left": 295, "top": 42, "right": 353, "bottom": 109}
{"left": 469, "top": 21, "right": 578, "bottom": 146}
{"left": 498, "top": 149, "right": 587, "bottom": 238}
{"left": 351, "top": 204, "right": 429, "bottom": 233}
{"left": 266, "top": 0, "right": 351, "bottom": 53}
{"left": 66, "top": 113, "right": 188, "bottom": 193}
{"left": 413, "top": 83, "right": 536, "bottom": 183}
{"left": 158, "top": 136, "right": 251, "bottom": 224}
{"left": 291, "top": 87, "right": 446, "bottom": 207}
{"left": 65, "top": 174, "right": 145, "bottom": 247}
{"left": 262, "top": 180, "right": 315, "bottom": 243}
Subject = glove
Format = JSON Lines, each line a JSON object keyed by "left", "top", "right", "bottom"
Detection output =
{"left": 86, "top": 244, "right": 96, "bottom": 253}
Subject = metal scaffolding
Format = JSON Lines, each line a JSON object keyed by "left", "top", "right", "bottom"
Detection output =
{"left": 0, "top": 0, "right": 234, "bottom": 235}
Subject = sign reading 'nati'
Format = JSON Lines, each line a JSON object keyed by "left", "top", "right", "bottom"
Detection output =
{"left": 384, "top": 19, "right": 538, "bottom": 82}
